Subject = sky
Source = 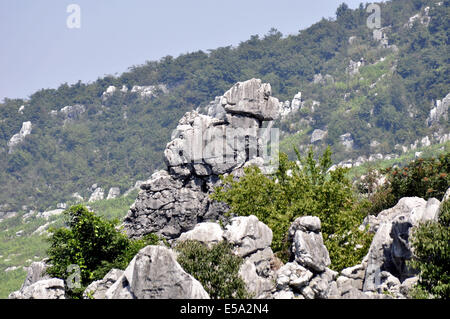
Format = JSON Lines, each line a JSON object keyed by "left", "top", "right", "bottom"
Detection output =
{"left": 0, "top": 0, "right": 365, "bottom": 101}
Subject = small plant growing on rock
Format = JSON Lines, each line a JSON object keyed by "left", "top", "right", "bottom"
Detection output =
{"left": 174, "top": 240, "right": 251, "bottom": 299}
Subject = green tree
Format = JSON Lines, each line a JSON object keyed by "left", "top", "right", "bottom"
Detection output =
{"left": 409, "top": 199, "right": 450, "bottom": 299}
{"left": 212, "top": 148, "right": 372, "bottom": 271}
{"left": 46, "top": 205, "right": 159, "bottom": 298}
{"left": 175, "top": 240, "right": 250, "bottom": 299}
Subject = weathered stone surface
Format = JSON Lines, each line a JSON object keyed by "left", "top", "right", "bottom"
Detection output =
{"left": 21, "top": 262, "right": 49, "bottom": 290}
{"left": 107, "top": 187, "right": 121, "bottom": 200}
{"left": 124, "top": 80, "right": 278, "bottom": 240}
{"left": 340, "top": 133, "right": 354, "bottom": 151}
{"left": 8, "top": 121, "right": 32, "bottom": 153}
{"left": 311, "top": 129, "right": 327, "bottom": 143}
{"left": 400, "top": 276, "right": 418, "bottom": 297}
{"left": 276, "top": 262, "right": 313, "bottom": 291}
{"left": 223, "top": 215, "right": 273, "bottom": 257}
{"left": 363, "top": 197, "right": 440, "bottom": 292}
{"left": 83, "top": 269, "right": 123, "bottom": 299}
{"left": 245, "top": 247, "right": 274, "bottom": 278}
{"left": 60, "top": 104, "right": 86, "bottom": 124}
{"left": 105, "top": 246, "right": 209, "bottom": 299}
{"left": 37, "top": 209, "right": 64, "bottom": 220}
{"left": 9, "top": 278, "right": 65, "bottom": 299}
{"left": 427, "top": 92, "right": 449, "bottom": 126}
{"left": 289, "top": 216, "right": 330, "bottom": 272}
{"left": 239, "top": 259, "right": 274, "bottom": 298}
{"left": 223, "top": 79, "right": 280, "bottom": 121}
{"left": 177, "top": 222, "right": 224, "bottom": 247}
{"left": 308, "top": 268, "right": 338, "bottom": 299}
{"left": 89, "top": 187, "right": 104, "bottom": 202}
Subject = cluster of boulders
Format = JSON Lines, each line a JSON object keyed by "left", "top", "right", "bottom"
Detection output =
{"left": 101, "top": 84, "right": 169, "bottom": 101}
{"left": 8, "top": 79, "right": 449, "bottom": 299}
{"left": 10, "top": 187, "right": 447, "bottom": 299}
{"left": 9, "top": 261, "right": 65, "bottom": 299}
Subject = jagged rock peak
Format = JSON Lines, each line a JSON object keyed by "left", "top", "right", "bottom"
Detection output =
{"left": 123, "top": 79, "right": 280, "bottom": 240}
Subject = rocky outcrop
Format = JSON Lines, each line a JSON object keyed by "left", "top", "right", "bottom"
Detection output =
{"left": 288, "top": 216, "right": 331, "bottom": 272}
{"left": 104, "top": 245, "right": 210, "bottom": 299}
{"left": 427, "top": 92, "right": 449, "bottom": 126}
{"left": 60, "top": 104, "right": 86, "bottom": 124}
{"left": 311, "top": 129, "right": 327, "bottom": 144}
{"left": 9, "top": 278, "right": 65, "bottom": 299}
{"left": 279, "top": 92, "right": 302, "bottom": 118}
{"left": 131, "top": 84, "right": 168, "bottom": 98}
{"left": 363, "top": 197, "right": 440, "bottom": 292}
{"left": 223, "top": 215, "right": 272, "bottom": 258}
{"left": 7, "top": 121, "right": 32, "bottom": 153}
{"left": 89, "top": 187, "right": 105, "bottom": 202}
{"left": 340, "top": 133, "right": 354, "bottom": 151}
{"left": 107, "top": 187, "right": 121, "bottom": 199}
{"left": 178, "top": 222, "right": 224, "bottom": 247}
{"left": 123, "top": 79, "right": 280, "bottom": 240}
{"left": 273, "top": 216, "right": 338, "bottom": 299}
{"left": 83, "top": 269, "right": 124, "bottom": 299}
{"left": 9, "top": 261, "right": 65, "bottom": 299}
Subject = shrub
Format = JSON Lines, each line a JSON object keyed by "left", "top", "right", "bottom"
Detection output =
{"left": 408, "top": 199, "right": 450, "bottom": 299}
{"left": 365, "top": 153, "right": 450, "bottom": 216}
{"left": 212, "top": 147, "right": 372, "bottom": 271}
{"left": 46, "top": 205, "right": 159, "bottom": 298}
{"left": 175, "top": 240, "right": 250, "bottom": 299}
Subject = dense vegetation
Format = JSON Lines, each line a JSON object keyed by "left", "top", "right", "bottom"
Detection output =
{"left": 362, "top": 152, "right": 450, "bottom": 215}
{"left": 0, "top": 0, "right": 449, "bottom": 299}
{"left": 175, "top": 240, "right": 250, "bottom": 299}
{"left": 0, "top": 0, "right": 448, "bottom": 213}
{"left": 409, "top": 199, "right": 449, "bottom": 299}
{"left": 46, "top": 205, "right": 159, "bottom": 298}
{"left": 212, "top": 148, "right": 373, "bottom": 271}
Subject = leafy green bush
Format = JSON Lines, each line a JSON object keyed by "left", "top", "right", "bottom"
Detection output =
{"left": 212, "top": 148, "right": 372, "bottom": 271}
{"left": 175, "top": 240, "right": 250, "bottom": 299}
{"left": 365, "top": 153, "right": 450, "bottom": 216}
{"left": 408, "top": 199, "right": 450, "bottom": 299}
{"left": 46, "top": 205, "right": 159, "bottom": 298}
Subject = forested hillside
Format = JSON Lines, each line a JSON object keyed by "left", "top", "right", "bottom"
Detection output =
{"left": 0, "top": 0, "right": 448, "bottom": 213}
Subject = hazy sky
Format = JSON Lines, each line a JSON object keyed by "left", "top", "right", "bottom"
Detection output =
{"left": 0, "top": 0, "right": 365, "bottom": 101}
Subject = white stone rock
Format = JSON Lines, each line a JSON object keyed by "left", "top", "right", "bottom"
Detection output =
{"left": 105, "top": 245, "right": 210, "bottom": 299}
{"left": 223, "top": 215, "right": 273, "bottom": 257}
{"left": 178, "top": 222, "right": 224, "bottom": 247}
{"left": 107, "top": 187, "right": 121, "bottom": 200}
{"left": 89, "top": 187, "right": 104, "bottom": 202}
{"left": 7, "top": 121, "right": 32, "bottom": 153}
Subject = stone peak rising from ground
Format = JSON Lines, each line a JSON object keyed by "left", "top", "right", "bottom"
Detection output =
{"left": 123, "top": 78, "right": 280, "bottom": 239}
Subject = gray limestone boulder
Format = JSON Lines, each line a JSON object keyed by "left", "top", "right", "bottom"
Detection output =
{"left": 9, "top": 278, "right": 65, "bottom": 299}
{"left": 288, "top": 216, "right": 331, "bottom": 272}
{"left": 363, "top": 197, "right": 440, "bottom": 292}
{"left": 177, "top": 222, "right": 224, "bottom": 247}
{"left": 223, "top": 79, "right": 280, "bottom": 121}
{"left": 105, "top": 245, "right": 209, "bottom": 299}
{"left": 83, "top": 269, "right": 123, "bottom": 299}
{"left": 223, "top": 215, "right": 273, "bottom": 258}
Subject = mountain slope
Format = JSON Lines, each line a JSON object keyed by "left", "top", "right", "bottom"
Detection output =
{"left": 0, "top": 0, "right": 448, "bottom": 214}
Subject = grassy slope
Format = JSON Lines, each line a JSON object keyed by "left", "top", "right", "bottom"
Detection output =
{"left": 0, "top": 189, "right": 138, "bottom": 298}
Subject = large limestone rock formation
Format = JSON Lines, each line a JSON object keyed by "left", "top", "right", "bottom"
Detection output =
{"left": 123, "top": 79, "right": 280, "bottom": 240}
{"left": 362, "top": 196, "right": 440, "bottom": 292}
